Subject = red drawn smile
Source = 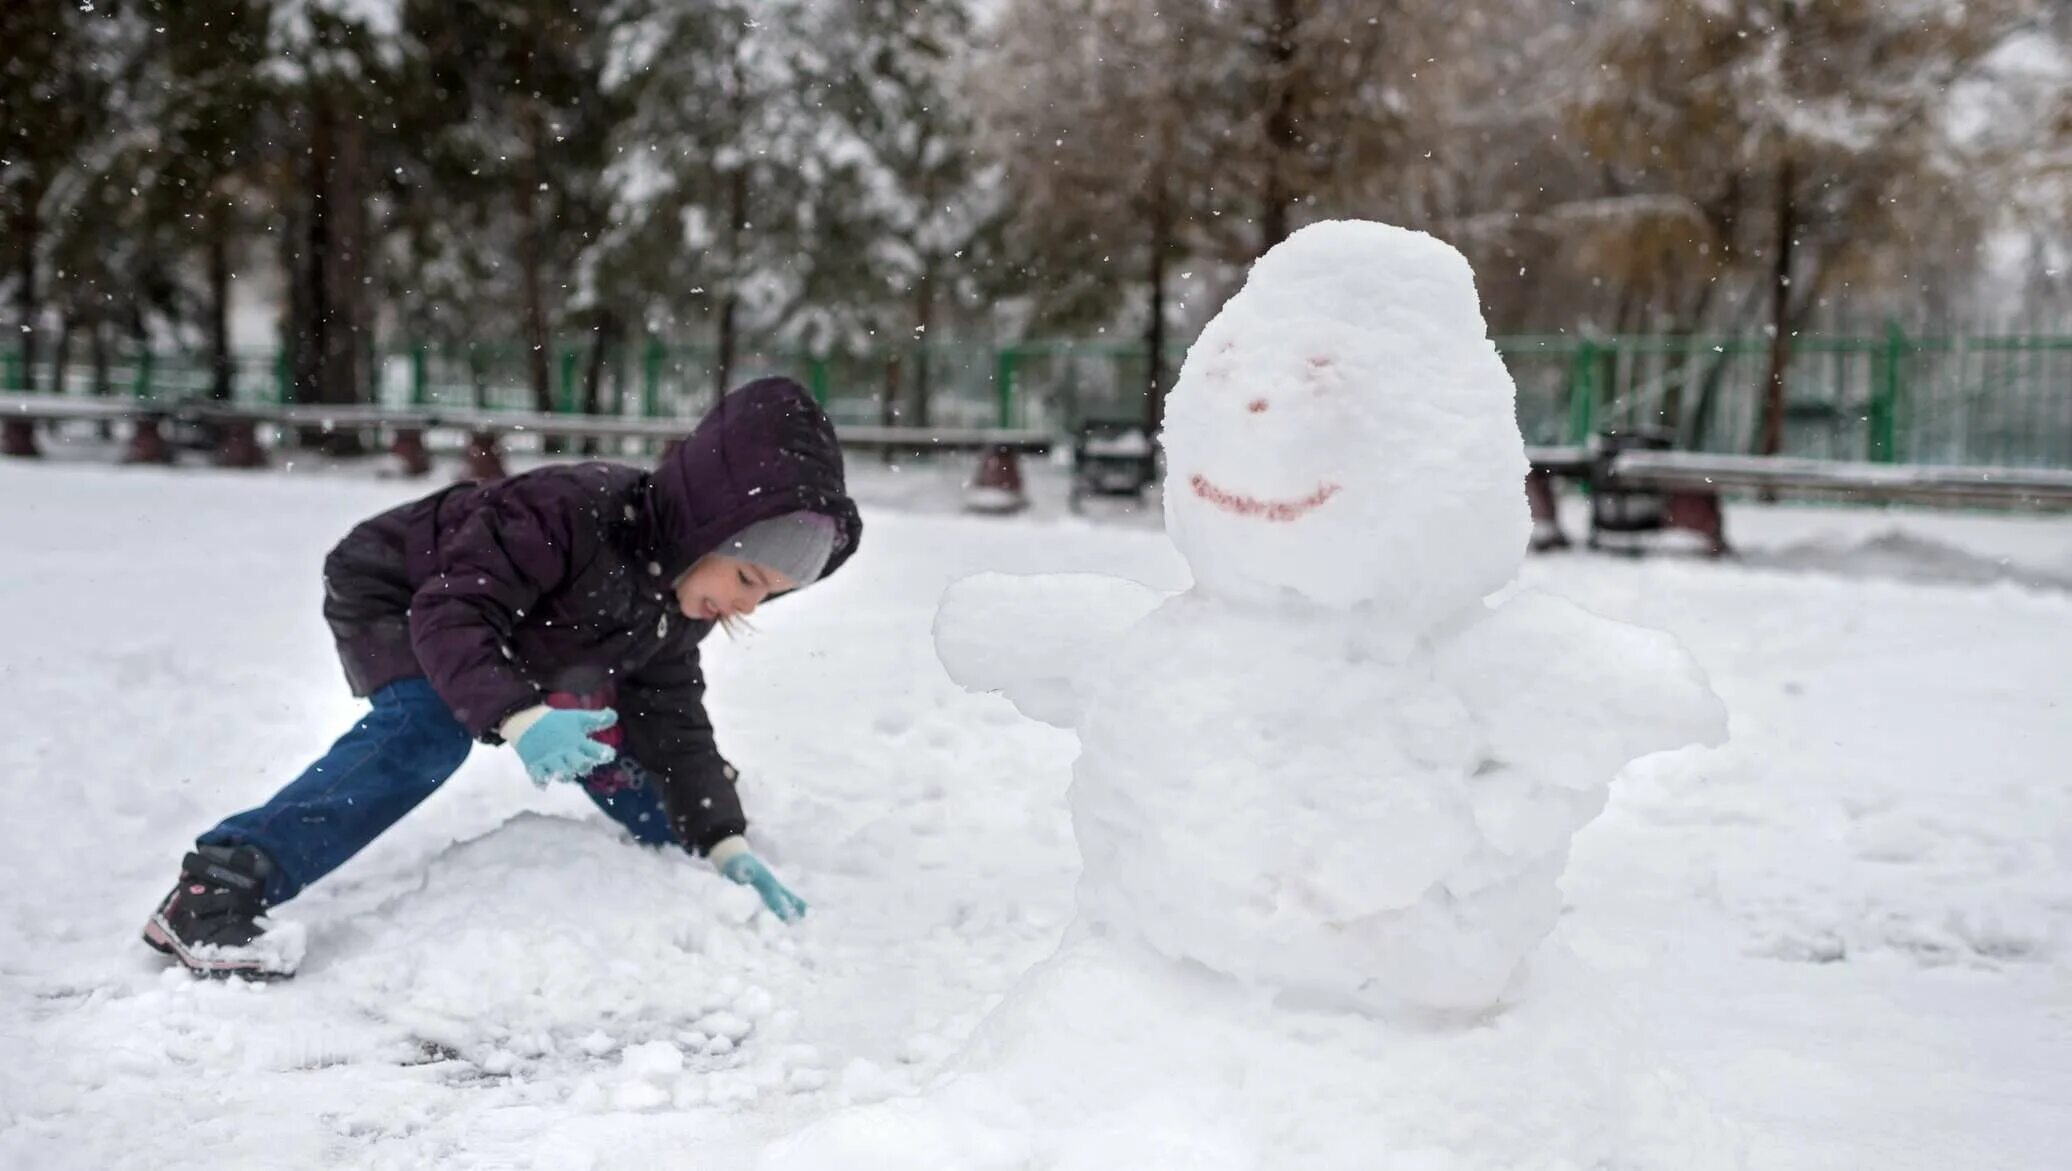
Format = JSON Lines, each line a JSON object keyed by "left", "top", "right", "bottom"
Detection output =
{"left": 1189, "top": 474, "right": 1340, "bottom": 522}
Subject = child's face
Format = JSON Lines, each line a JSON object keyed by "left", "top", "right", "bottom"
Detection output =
{"left": 674, "top": 554, "right": 797, "bottom": 623}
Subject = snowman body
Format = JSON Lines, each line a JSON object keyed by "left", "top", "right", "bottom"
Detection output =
{"left": 763, "top": 220, "right": 1741, "bottom": 1168}
{"left": 936, "top": 221, "right": 1722, "bottom": 1015}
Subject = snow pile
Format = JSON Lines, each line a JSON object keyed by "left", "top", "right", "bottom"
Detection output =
{"left": 311, "top": 813, "right": 797, "bottom": 1086}
{"left": 777, "top": 219, "right": 1737, "bottom": 1167}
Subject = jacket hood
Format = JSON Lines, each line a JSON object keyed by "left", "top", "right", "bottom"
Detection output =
{"left": 647, "top": 376, "right": 863, "bottom": 586}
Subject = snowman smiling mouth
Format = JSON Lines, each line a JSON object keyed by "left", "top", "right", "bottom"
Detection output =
{"left": 1189, "top": 474, "right": 1341, "bottom": 522}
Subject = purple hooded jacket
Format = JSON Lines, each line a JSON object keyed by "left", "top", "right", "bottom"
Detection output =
{"left": 319, "top": 377, "right": 862, "bottom": 853}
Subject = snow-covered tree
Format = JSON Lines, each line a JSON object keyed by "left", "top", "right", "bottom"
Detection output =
{"left": 0, "top": 5, "right": 128, "bottom": 393}
{"left": 387, "top": 0, "right": 622, "bottom": 422}
{"left": 794, "top": 0, "right": 1002, "bottom": 427}
{"left": 265, "top": 0, "right": 405, "bottom": 432}
{"left": 974, "top": 0, "right": 1229, "bottom": 429}
{"left": 600, "top": 0, "right": 826, "bottom": 404}
{"left": 1575, "top": 0, "right": 2041, "bottom": 452}
{"left": 108, "top": 0, "right": 278, "bottom": 399}
{"left": 1207, "top": 0, "right": 1413, "bottom": 255}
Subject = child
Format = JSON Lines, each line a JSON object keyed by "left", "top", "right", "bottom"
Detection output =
{"left": 142, "top": 376, "right": 864, "bottom": 978}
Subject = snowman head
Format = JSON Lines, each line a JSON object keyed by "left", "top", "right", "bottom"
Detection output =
{"left": 1160, "top": 221, "right": 1531, "bottom": 628}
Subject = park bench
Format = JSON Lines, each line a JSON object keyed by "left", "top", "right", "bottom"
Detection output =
{"left": 378, "top": 408, "right": 1052, "bottom": 497}
{"left": 5, "top": 392, "right": 1055, "bottom": 510}
{"left": 1523, "top": 444, "right": 1593, "bottom": 551}
{"left": 1526, "top": 441, "right": 2072, "bottom": 556}
{"left": 1068, "top": 420, "right": 1160, "bottom": 514}
{"left": 1, "top": 392, "right": 185, "bottom": 464}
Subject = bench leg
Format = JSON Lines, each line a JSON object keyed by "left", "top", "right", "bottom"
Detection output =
{"left": 463, "top": 430, "right": 508, "bottom": 481}
{"left": 1664, "top": 490, "right": 1729, "bottom": 556}
{"left": 213, "top": 419, "right": 267, "bottom": 469}
{"left": 121, "top": 417, "right": 174, "bottom": 465}
{"left": 1525, "top": 468, "right": 1568, "bottom": 551}
{"left": 2, "top": 419, "right": 41, "bottom": 458}
{"left": 964, "top": 445, "right": 1028, "bottom": 514}
{"left": 390, "top": 427, "right": 431, "bottom": 477}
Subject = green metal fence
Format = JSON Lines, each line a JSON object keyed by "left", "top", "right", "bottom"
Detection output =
{"left": 7, "top": 326, "right": 2071, "bottom": 469}
{"left": 1499, "top": 328, "right": 2072, "bottom": 467}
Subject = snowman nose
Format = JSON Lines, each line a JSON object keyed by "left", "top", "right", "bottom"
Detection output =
{"left": 1247, "top": 398, "right": 1269, "bottom": 413}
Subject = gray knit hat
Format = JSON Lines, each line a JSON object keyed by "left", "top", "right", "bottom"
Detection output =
{"left": 719, "top": 511, "right": 840, "bottom": 586}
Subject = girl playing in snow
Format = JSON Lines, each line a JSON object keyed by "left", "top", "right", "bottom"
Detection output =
{"left": 142, "top": 376, "right": 863, "bottom": 979}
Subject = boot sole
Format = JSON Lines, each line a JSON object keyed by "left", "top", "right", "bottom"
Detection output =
{"left": 142, "top": 914, "right": 292, "bottom": 981}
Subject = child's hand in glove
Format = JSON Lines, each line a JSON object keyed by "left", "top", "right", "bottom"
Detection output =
{"left": 710, "top": 837, "right": 808, "bottom": 923}
{"left": 504, "top": 706, "right": 618, "bottom": 786}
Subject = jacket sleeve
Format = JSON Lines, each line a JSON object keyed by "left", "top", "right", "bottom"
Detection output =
{"left": 408, "top": 490, "right": 590, "bottom": 739}
{"left": 618, "top": 645, "right": 748, "bottom": 854}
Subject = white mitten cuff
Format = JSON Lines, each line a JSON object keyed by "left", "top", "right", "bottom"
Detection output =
{"left": 706, "top": 835, "right": 751, "bottom": 870}
{"left": 499, "top": 704, "right": 552, "bottom": 744}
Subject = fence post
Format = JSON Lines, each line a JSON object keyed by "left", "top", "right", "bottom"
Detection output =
{"left": 559, "top": 346, "right": 580, "bottom": 412}
{"left": 995, "top": 346, "right": 1018, "bottom": 428}
{"left": 133, "top": 348, "right": 155, "bottom": 400}
{"left": 807, "top": 355, "right": 830, "bottom": 404}
{"left": 642, "top": 338, "right": 664, "bottom": 418}
{"left": 0, "top": 343, "right": 36, "bottom": 456}
{"left": 411, "top": 345, "right": 429, "bottom": 407}
{"left": 1567, "top": 339, "right": 1597, "bottom": 443}
{"left": 1867, "top": 320, "right": 1906, "bottom": 463}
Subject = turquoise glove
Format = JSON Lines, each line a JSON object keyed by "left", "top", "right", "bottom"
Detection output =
{"left": 721, "top": 853, "right": 809, "bottom": 923}
{"left": 512, "top": 707, "right": 619, "bottom": 785}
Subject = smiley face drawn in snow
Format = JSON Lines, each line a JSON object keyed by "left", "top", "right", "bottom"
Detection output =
{"left": 1157, "top": 219, "right": 1531, "bottom": 616}
{"left": 1186, "top": 475, "right": 1340, "bottom": 522}
{"left": 1187, "top": 347, "right": 1355, "bottom": 523}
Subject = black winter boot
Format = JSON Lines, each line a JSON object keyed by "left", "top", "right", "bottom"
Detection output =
{"left": 142, "top": 845, "right": 293, "bottom": 979}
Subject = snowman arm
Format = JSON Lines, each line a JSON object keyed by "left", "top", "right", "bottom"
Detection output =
{"left": 1433, "top": 589, "right": 1726, "bottom": 781}
{"left": 933, "top": 571, "right": 1168, "bottom": 728}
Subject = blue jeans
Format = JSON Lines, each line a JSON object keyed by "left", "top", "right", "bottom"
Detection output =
{"left": 200, "top": 678, "right": 678, "bottom": 904}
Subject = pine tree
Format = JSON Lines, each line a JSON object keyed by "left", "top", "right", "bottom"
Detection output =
{"left": 0, "top": 5, "right": 124, "bottom": 393}
{"left": 391, "top": 0, "right": 622, "bottom": 423}
{"left": 803, "top": 0, "right": 1001, "bottom": 428}
{"left": 604, "top": 0, "right": 823, "bottom": 405}
{"left": 115, "top": 0, "right": 277, "bottom": 400}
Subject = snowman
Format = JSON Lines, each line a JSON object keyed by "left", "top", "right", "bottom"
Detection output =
{"left": 761, "top": 221, "right": 1739, "bottom": 1169}
{"left": 935, "top": 219, "right": 1725, "bottom": 1015}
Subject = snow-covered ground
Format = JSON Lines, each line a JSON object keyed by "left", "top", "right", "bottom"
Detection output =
{"left": 1, "top": 455, "right": 2068, "bottom": 1169}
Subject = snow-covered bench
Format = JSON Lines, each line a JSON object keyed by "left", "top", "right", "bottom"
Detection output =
{"left": 1526, "top": 444, "right": 2072, "bottom": 556}
{"left": 4, "top": 393, "right": 1054, "bottom": 509}
{"left": 1068, "top": 421, "right": 1159, "bottom": 513}
{"left": 1, "top": 391, "right": 184, "bottom": 464}
{"left": 1603, "top": 451, "right": 2072, "bottom": 555}
{"left": 1523, "top": 445, "right": 1592, "bottom": 550}
{"left": 374, "top": 407, "right": 1054, "bottom": 486}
